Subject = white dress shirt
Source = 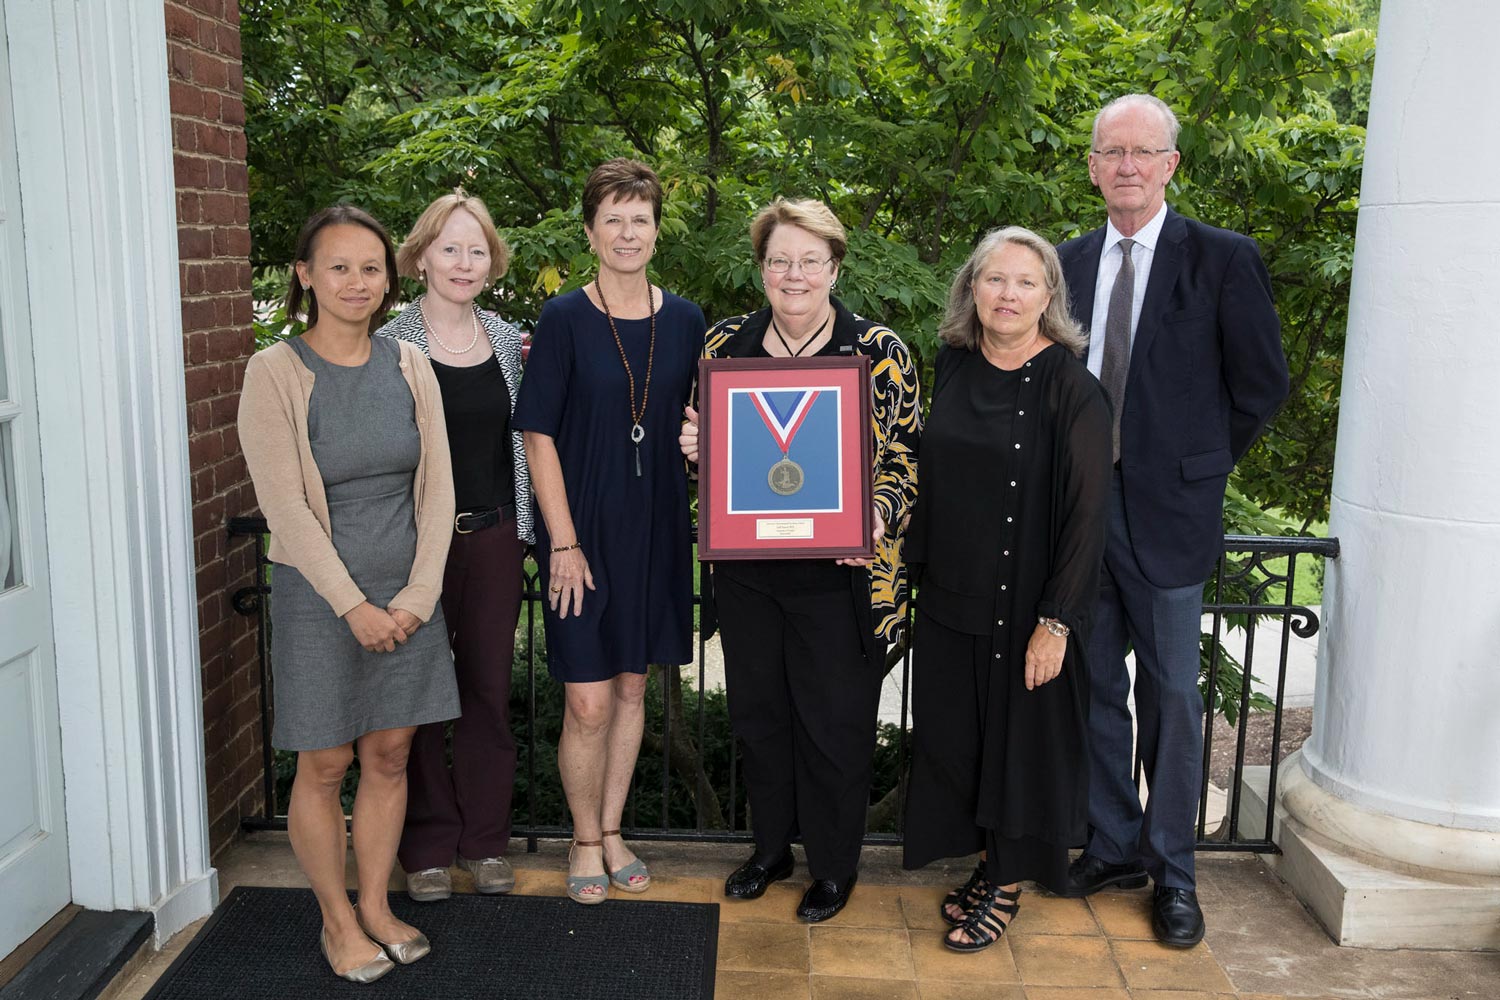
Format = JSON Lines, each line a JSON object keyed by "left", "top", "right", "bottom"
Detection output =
{"left": 1085, "top": 202, "right": 1169, "bottom": 379}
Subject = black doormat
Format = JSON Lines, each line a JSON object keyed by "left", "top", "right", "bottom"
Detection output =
{"left": 143, "top": 886, "right": 718, "bottom": 1000}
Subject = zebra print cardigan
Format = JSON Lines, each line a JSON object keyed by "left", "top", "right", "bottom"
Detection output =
{"left": 376, "top": 297, "right": 536, "bottom": 545}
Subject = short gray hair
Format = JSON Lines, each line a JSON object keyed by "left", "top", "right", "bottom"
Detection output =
{"left": 938, "top": 226, "right": 1086, "bottom": 357}
{"left": 1092, "top": 93, "right": 1181, "bottom": 150}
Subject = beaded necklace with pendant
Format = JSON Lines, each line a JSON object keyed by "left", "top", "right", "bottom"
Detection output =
{"left": 595, "top": 280, "right": 657, "bottom": 477}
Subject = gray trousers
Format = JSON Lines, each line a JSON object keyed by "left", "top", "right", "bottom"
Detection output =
{"left": 1085, "top": 472, "right": 1205, "bottom": 890}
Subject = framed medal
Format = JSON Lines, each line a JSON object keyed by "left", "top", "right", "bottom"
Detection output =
{"left": 697, "top": 356, "right": 874, "bottom": 560}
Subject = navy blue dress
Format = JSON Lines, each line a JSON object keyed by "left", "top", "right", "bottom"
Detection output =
{"left": 513, "top": 287, "right": 703, "bottom": 681}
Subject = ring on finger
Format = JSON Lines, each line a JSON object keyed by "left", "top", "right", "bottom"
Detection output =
{"left": 550, "top": 584, "right": 564, "bottom": 593}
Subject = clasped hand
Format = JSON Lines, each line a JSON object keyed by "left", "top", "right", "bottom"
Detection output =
{"left": 344, "top": 601, "right": 420, "bottom": 653}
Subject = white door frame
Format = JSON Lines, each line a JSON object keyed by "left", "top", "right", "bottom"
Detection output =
{"left": 0, "top": 0, "right": 70, "bottom": 958}
{"left": 5, "top": 1, "right": 216, "bottom": 945}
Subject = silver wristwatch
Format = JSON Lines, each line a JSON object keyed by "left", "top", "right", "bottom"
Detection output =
{"left": 1038, "top": 616, "right": 1070, "bottom": 638}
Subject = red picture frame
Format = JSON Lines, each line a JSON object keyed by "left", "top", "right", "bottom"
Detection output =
{"left": 698, "top": 356, "right": 873, "bottom": 561}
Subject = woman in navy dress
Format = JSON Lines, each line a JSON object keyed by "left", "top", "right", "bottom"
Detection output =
{"left": 513, "top": 159, "right": 703, "bottom": 903}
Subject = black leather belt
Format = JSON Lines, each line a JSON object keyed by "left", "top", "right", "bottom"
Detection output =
{"left": 455, "top": 503, "right": 515, "bottom": 534}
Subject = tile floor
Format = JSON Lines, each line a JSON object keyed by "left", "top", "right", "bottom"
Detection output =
{"left": 97, "top": 837, "right": 1500, "bottom": 1000}
{"left": 703, "top": 876, "right": 1239, "bottom": 1000}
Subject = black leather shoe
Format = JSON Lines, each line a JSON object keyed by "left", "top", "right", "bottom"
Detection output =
{"left": 1063, "top": 853, "right": 1149, "bottom": 898}
{"left": 724, "top": 850, "right": 794, "bottom": 900}
{"left": 796, "top": 873, "right": 856, "bottom": 923}
{"left": 1151, "top": 885, "right": 1205, "bottom": 947}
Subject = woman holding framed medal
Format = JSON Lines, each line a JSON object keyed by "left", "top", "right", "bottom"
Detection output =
{"left": 679, "top": 198, "right": 921, "bottom": 922}
{"left": 513, "top": 159, "right": 704, "bottom": 904}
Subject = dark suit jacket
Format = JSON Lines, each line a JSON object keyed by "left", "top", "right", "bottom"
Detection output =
{"left": 1058, "top": 209, "right": 1289, "bottom": 588}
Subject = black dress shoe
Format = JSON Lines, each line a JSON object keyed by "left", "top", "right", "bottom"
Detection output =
{"left": 724, "top": 850, "right": 794, "bottom": 899}
{"left": 1151, "top": 885, "right": 1205, "bottom": 947}
{"left": 1063, "top": 853, "right": 1149, "bottom": 898}
{"left": 796, "top": 873, "right": 856, "bottom": 923}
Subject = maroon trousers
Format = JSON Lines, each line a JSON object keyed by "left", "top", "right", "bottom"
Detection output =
{"left": 398, "top": 517, "right": 526, "bottom": 871}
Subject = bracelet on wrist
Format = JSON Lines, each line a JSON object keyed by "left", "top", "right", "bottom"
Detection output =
{"left": 551, "top": 541, "right": 582, "bottom": 553}
{"left": 1038, "top": 616, "right": 1070, "bottom": 638}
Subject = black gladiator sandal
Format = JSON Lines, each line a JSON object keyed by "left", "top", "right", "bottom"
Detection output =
{"left": 939, "top": 862, "right": 989, "bottom": 927}
{"left": 944, "top": 882, "right": 1022, "bottom": 952}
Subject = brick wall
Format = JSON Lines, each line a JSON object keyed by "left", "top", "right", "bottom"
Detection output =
{"left": 165, "top": 0, "right": 261, "bottom": 855}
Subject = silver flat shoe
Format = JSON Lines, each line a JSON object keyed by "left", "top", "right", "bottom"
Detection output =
{"left": 355, "top": 904, "right": 432, "bottom": 965}
{"left": 319, "top": 930, "right": 395, "bottom": 984}
{"left": 376, "top": 931, "right": 431, "bottom": 965}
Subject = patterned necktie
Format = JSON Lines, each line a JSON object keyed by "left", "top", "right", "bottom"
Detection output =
{"left": 1100, "top": 238, "right": 1135, "bottom": 463}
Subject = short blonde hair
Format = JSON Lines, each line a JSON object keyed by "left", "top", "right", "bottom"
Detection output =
{"left": 749, "top": 198, "right": 848, "bottom": 265}
{"left": 939, "top": 226, "right": 1086, "bottom": 356}
{"left": 396, "top": 188, "right": 510, "bottom": 283}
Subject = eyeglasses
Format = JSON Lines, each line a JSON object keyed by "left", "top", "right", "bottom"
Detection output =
{"left": 763, "top": 256, "right": 833, "bottom": 275}
{"left": 1093, "top": 147, "right": 1174, "bottom": 164}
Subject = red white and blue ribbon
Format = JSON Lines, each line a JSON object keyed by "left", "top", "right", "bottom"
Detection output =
{"left": 749, "top": 389, "right": 820, "bottom": 455}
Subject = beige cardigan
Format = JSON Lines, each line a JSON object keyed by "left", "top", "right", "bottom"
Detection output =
{"left": 237, "top": 338, "right": 455, "bottom": 621}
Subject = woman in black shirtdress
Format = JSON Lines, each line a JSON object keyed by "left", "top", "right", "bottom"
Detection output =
{"left": 903, "top": 226, "right": 1111, "bottom": 951}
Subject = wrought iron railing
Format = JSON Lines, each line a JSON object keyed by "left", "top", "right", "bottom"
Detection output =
{"left": 227, "top": 516, "right": 1337, "bottom": 853}
{"left": 1196, "top": 534, "right": 1339, "bottom": 851}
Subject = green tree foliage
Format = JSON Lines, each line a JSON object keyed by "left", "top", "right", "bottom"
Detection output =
{"left": 244, "top": 0, "right": 1371, "bottom": 526}
{"left": 245, "top": 4, "right": 1372, "bottom": 820}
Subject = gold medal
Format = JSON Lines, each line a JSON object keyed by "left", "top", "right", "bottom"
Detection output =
{"left": 768, "top": 457, "right": 805, "bottom": 496}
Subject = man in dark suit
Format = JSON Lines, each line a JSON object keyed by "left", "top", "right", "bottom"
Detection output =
{"left": 1057, "top": 94, "right": 1289, "bottom": 947}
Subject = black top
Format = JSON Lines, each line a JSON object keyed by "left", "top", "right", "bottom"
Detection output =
{"left": 910, "top": 352, "right": 1024, "bottom": 632}
{"left": 431, "top": 354, "right": 514, "bottom": 513}
{"left": 905, "top": 342, "right": 1112, "bottom": 640}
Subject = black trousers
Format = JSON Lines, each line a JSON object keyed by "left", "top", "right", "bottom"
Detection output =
{"left": 715, "top": 567, "right": 881, "bottom": 883}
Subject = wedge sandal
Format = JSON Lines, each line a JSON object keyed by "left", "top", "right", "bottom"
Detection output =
{"left": 602, "top": 829, "right": 651, "bottom": 892}
{"left": 566, "top": 839, "right": 609, "bottom": 905}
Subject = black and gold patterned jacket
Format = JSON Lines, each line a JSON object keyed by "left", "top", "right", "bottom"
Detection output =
{"left": 702, "top": 298, "right": 921, "bottom": 643}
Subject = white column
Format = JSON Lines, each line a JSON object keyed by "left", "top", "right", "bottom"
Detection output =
{"left": 1262, "top": 0, "right": 1500, "bottom": 949}
{"left": 7, "top": 1, "right": 217, "bottom": 945}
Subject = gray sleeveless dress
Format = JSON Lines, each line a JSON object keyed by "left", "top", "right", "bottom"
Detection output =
{"left": 270, "top": 336, "right": 459, "bottom": 750}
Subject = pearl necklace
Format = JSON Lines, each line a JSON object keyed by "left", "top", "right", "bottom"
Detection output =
{"left": 420, "top": 298, "right": 481, "bottom": 354}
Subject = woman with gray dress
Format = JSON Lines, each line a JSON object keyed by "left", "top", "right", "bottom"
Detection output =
{"left": 239, "top": 205, "right": 458, "bottom": 984}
